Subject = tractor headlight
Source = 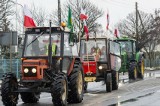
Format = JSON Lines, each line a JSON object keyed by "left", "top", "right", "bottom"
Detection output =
{"left": 99, "top": 66, "right": 103, "bottom": 70}
{"left": 24, "top": 68, "right": 29, "bottom": 73}
{"left": 32, "top": 68, "right": 37, "bottom": 73}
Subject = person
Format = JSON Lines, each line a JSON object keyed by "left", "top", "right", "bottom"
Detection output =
{"left": 90, "top": 46, "right": 96, "bottom": 55}
{"left": 45, "top": 43, "right": 57, "bottom": 56}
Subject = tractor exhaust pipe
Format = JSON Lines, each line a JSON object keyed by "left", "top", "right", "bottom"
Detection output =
{"left": 48, "top": 20, "right": 52, "bottom": 70}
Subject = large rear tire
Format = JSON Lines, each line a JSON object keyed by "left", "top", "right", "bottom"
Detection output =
{"left": 51, "top": 74, "right": 67, "bottom": 106}
{"left": 112, "top": 71, "right": 119, "bottom": 90}
{"left": 67, "top": 64, "right": 84, "bottom": 103}
{"left": 20, "top": 92, "right": 40, "bottom": 103}
{"left": 1, "top": 73, "right": 18, "bottom": 106}
{"left": 106, "top": 73, "right": 112, "bottom": 92}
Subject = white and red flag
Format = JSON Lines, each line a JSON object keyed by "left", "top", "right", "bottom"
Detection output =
{"left": 106, "top": 10, "right": 109, "bottom": 30}
{"left": 80, "top": 8, "right": 89, "bottom": 40}
{"left": 83, "top": 20, "right": 89, "bottom": 41}
{"left": 80, "top": 8, "right": 88, "bottom": 20}
{"left": 23, "top": 4, "right": 36, "bottom": 28}
{"left": 114, "top": 28, "right": 118, "bottom": 38}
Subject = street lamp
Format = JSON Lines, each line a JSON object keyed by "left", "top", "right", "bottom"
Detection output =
{"left": 58, "top": 0, "right": 61, "bottom": 26}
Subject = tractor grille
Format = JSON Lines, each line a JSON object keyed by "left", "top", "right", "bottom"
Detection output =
{"left": 83, "top": 55, "right": 95, "bottom": 61}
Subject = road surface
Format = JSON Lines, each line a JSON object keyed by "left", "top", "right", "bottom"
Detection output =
{"left": 1, "top": 70, "right": 160, "bottom": 106}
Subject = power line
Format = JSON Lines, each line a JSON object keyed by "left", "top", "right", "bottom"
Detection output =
{"left": 102, "top": 0, "right": 152, "bottom": 13}
{"left": 111, "top": 0, "right": 135, "bottom": 7}
{"left": 102, "top": 0, "right": 135, "bottom": 9}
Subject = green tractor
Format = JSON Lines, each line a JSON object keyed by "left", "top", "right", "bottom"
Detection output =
{"left": 114, "top": 36, "right": 145, "bottom": 80}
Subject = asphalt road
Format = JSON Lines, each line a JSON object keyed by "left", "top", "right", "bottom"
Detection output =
{"left": 1, "top": 70, "right": 160, "bottom": 106}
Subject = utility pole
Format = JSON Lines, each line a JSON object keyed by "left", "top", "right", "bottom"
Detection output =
{"left": 58, "top": 0, "right": 61, "bottom": 26}
{"left": 135, "top": 2, "right": 138, "bottom": 46}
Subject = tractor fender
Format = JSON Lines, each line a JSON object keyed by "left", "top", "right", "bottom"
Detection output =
{"left": 136, "top": 52, "right": 144, "bottom": 63}
{"left": 67, "top": 57, "right": 82, "bottom": 76}
{"left": 2, "top": 72, "right": 17, "bottom": 80}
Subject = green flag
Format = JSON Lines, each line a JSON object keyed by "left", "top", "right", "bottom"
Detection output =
{"left": 67, "top": 6, "right": 72, "bottom": 29}
{"left": 67, "top": 6, "right": 74, "bottom": 43}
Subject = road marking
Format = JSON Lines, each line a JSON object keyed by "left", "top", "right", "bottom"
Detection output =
{"left": 85, "top": 93, "right": 98, "bottom": 96}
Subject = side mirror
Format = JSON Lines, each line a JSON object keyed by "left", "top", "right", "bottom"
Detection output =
{"left": 136, "top": 47, "right": 140, "bottom": 52}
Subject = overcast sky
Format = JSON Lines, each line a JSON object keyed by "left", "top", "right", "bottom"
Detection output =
{"left": 15, "top": 0, "right": 160, "bottom": 30}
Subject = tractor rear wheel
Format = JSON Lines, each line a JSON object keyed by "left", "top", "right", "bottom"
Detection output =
{"left": 137, "top": 59, "right": 145, "bottom": 79}
{"left": 84, "top": 81, "right": 88, "bottom": 91}
{"left": 20, "top": 92, "right": 40, "bottom": 103}
{"left": 128, "top": 63, "right": 137, "bottom": 80}
{"left": 51, "top": 74, "right": 67, "bottom": 106}
{"left": 1, "top": 73, "right": 18, "bottom": 106}
{"left": 112, "top": 71, "right": 119, "bottom": 90}
{"left": 67, "top": 64, "right": 84, "bottom": 103}
{"left": 106, "top": 73, "right": 112, "bottom": 92}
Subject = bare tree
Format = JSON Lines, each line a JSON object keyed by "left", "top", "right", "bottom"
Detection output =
{"left": 117, "top": 11, "right": 154, "bottom": 49}
{"left": 117, "top": 10, "right": 160, "bottom": 67}
{"left": 0, "top": 0, "right": 14, "bottom": 31}
{"left": 30, "top": 3, "right": 47, "bottom": 27}
{"left": 50, "top": 0, "right": 104, "bottom": 38}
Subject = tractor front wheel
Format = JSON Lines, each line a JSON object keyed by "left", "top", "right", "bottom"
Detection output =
{"left": 51, "top": 74, "right": 67, "bottom": 106}
{"left": 84, "top": 81, "right": 88, "bottom": 91}
{"left": 106, "top": 73, "right": 112, "bottom": 92}
{"left": 112, "top": 71, "right": 119, "bottom": 90}
{"left": 20, "top": 92, "right": 40, "bottom": 103}
{"left": 1, "top": 73, "right": 18, "bottom": 106}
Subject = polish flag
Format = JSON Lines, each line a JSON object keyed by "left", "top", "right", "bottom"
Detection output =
{"left": 80, "top": 8, "right": 88, "bottom": 20}
{"left": 83, "top": 20, "right": 89, "bottom": 41}
{"left": 106, "top": 10, "right": 109, "bottom": 30}
{"left": 23, "top": 4, "right": 36, "bottom": 28}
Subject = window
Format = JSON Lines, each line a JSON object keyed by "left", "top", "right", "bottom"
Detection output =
{"left": 24, "top": 33, "right": 61, "bottom": 56}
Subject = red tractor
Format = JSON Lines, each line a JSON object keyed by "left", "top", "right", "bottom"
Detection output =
{"left": 80, "top": 37, "right": 121, "bottom": 92}
{"left": 1, "top": 22, "right": 84, "bottom": 106}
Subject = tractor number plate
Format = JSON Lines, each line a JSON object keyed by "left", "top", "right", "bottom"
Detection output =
{"left": 85, "top": 77, "right": 96, "bottom": 82}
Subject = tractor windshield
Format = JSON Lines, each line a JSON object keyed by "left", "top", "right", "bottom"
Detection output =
{"left": 80, "top": 39, "right": 107, "bottom": 61}
{"left": 119, "top": 41, "right": 133, "bottom": 53}
{"left": 24, "top": 33, "right": 61, "bottom": 56}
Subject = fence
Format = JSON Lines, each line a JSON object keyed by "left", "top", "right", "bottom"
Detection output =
{"left": 0, "top": 59, "right": 21, "bottom": 79}
{"left": 144, "top": 59, "right": 160, "bottom": 68}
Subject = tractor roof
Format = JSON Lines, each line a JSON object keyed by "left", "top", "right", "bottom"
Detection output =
{"left": 25, "top": 27, "right": 68, "bottom": 34}
{"left": 81, "top": 36, "right": 108, "bottom": 40}
{"left": 114, "top": 36, "right": 136, "bottom": 41}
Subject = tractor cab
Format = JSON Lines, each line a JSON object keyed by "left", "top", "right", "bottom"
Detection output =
{"left": 80, "top": 38, "right": 107, "bottom": 62}
{"left": 115, "top": 37, "right": 136, "bottom": 61}
{"left": 23, "top": 27, "right": 76, "bottom": 58}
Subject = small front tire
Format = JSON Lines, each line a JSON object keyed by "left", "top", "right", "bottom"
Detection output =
{"left": 51, "top": 74, "right": 67, "bottom": 106}
{"left": 20, "top": 92, "right": 40, "bottom": 103}
{"left": 106, "top": 73, "right": 112, "bottom": 92}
